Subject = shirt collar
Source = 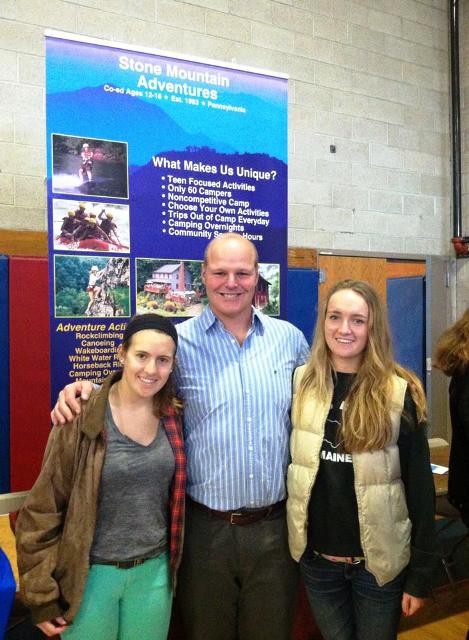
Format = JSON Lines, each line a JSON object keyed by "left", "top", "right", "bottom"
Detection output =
{"left": 200, "top": 304, "right": 265, "bottom": 335}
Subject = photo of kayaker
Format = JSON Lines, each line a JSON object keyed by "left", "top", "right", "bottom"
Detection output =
{"left": 52, "top": 199, "right": 130, "bottom": 253}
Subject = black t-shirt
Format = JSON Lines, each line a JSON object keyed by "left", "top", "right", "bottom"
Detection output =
{"left": 307, "top": 372, "right": 362, "bottom": 556}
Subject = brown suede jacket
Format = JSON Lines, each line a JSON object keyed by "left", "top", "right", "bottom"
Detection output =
{"left": 16, "top": 373, "right": 184, "bottom": 625}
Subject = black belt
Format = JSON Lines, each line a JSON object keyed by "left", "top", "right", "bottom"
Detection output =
{"left": 93, "top": 558, "right": 148, "bottom": 570}
{"left": 188, "top": 498, "right": 286, "bottom": 526}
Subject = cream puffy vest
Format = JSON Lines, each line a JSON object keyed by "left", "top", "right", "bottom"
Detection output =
{"left": 286, "top": 365, "right": 411, "bottom": 586}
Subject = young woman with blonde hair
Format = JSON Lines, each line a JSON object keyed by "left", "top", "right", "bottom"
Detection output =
{"left": 434, "top": 309, "right": 469, "bottom": 528}
{"left": 287, "top": 279, "right": 436, "bottom": 640}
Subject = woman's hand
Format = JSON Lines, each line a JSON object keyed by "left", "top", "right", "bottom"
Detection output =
{"left": 401, "top": 592, "right": 425, "bottom": 617}
{"left": 50, "top": 380, "right": 94, "bottom": 425}
{"left": 37, "top": 616, "right": 68, "bottom": 636}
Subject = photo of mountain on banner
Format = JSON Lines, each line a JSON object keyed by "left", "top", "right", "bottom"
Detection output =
{"left": 52, "top": 134, "right": 129, "bottom": 198}
{"left": 54, "top": 255, "right": 130, "bottom": 318}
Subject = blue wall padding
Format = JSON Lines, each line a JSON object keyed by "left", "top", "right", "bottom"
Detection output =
{"left": 0, "top": 548, "right": 15, "bottom": 639}
{"left": 387, "top": 276, "right": 425, "bottom": 383}
{"left": 287, "top": 268, "right": 319, "bottom": 346}
{"left": 0, "top": 255, "right": 9, "bottom": 493}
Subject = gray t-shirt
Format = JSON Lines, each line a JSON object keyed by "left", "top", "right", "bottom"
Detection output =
{"left": 90, "top": 403, "right": 175, "bottom": 563}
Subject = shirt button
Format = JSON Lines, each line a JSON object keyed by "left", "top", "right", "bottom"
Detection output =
{"left": 248, "top": 446, "right": 253, "bottom": 451}
{"left": 247, "top": 417, "right": 252, "bottom": 423}
{"left": 249, "top": 474, "right": 254, "bottom": 479}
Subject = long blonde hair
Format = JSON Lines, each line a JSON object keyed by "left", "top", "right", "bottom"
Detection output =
{"left": 433, "top": 308, "right": 469, "bottom": 376}
{"left": 295, "top": 280, "right": 427, "bottom": 452}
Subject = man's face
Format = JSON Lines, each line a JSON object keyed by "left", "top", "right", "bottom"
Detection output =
{"left": 202, "top": 238, "right": 259, "bottom": 323}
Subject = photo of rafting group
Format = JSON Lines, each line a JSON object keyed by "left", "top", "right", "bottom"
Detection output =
{"left": 51, "top": 134, "right": 131, "bottom": 319}
{"left": 52, "top": 199, "right": 130, "bottom": 253}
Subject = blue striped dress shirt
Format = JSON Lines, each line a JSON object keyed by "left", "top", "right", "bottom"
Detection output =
{"left": 175, "top": 305, "right": 310, "bottom": 510}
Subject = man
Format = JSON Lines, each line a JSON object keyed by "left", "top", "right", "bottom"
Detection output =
{"left": 74, "top": 202, "right": 88, "bottom": 221}
{"left": 75, "top": 217, "right": 112, "bottom": 244}
{"left": 98, "top": 208, "right": 121, "bottom": 246}
{"left": 79, "top": 143, "right": 93, "bottom": 183}
{"left": 59, "top": 210, "right": 80, "bottom": 239}
{"left": 52, "top": 233, "right": 310, "bottom": 639}
{"left": 84, "top": 264, "right": 105, "bottom": 316}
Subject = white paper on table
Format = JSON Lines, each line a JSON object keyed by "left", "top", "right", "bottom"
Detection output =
{"left": 431, "top": 463, "right": 449, "bottom": 475}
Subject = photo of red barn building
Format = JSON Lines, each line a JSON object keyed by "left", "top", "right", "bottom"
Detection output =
{"left": 253, "top": 274, "right": 270, "bottom": 309}
{"left": 144, "top": 261, "right": 192, "bottom": 294}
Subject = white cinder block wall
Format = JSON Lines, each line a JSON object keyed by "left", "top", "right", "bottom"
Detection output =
{"left": 0, "top": 0, "right": 452, "bottom": 257}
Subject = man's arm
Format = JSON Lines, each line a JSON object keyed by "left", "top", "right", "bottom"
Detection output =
{"left": 97, "top": 226, "right": 112, "bottom": 243}
{"left": 50, "top": 380, "right": 94, "bottom": 425}
{"left": 112, "top": 226, "right": 121, "bottom": 244}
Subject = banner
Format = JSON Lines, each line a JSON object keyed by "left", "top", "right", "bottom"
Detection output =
{"left": 46, "top": 32, "right": 288, "bottom": 402}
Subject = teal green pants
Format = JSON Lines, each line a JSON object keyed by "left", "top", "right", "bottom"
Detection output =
{"left": 62, "top": 554, "right": 172, "bottom": 640}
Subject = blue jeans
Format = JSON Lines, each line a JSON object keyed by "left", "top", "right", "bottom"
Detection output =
{"left": 300, "top": 549, "right": 405, "bottom": 640}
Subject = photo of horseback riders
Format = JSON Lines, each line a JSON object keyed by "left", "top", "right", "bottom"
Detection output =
{"left": 51, "top": 134, "right": 128, "bottom": 198}
{"left": 54, "top": 255, "right": 130, "bottom": 318}
{"left": 52, "top": 199, "right": 130, "bottom": 253}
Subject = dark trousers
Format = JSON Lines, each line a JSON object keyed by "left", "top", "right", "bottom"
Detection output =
{"left": 176, "top": 502, "right": 299, "bottom": 640}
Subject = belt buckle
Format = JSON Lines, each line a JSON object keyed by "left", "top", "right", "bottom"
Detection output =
{"left": 117, "top": 558, "right": 144, "bottom": 569}
{"left": 230, "top": 511, "right": 243, "bottom": 525}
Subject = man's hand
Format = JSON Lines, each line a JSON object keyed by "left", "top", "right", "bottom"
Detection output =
{"left": 50, "top": 380, "right": 94, "bottom": 425}
{"left": 37, "top": 616, "right": 68, "bottom": 636}
{"left": 401, "top": 592, "right": 425, "bottom": 617}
